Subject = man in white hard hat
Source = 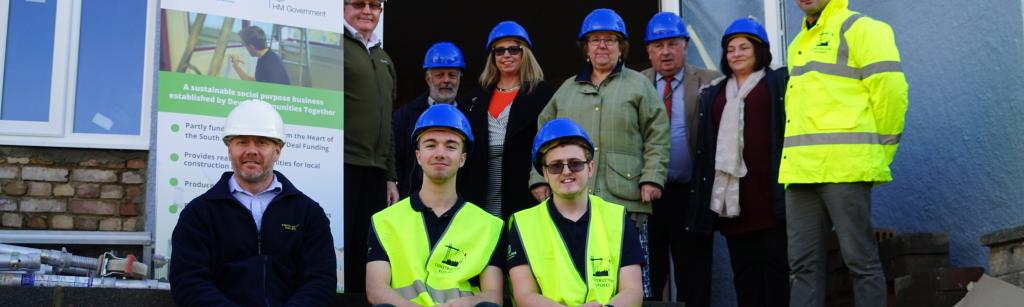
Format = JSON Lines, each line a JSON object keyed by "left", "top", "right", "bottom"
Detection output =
{"left": 170, "top": 100, "right": 336, "bottom": 306}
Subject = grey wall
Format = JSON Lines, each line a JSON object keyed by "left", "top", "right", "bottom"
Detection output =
{"left": 784, "top": 0, "right": 1024, "bottom": 270}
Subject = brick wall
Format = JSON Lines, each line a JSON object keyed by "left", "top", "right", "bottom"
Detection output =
{"left": 0, "top": 146, "right": 147, "bottom": 231}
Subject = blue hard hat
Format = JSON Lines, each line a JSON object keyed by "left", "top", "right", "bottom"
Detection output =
{"left": 722, "top": 17, "right": 769, "bottom": 47}
{"left": 486, "top": 21, "right": 532, "bottom": 51}
{"left": 423, "top": 42, "right": 466, "bottom": 70}
{"left": 645, "top": 12, "right": 690, "bottom": 44}
{"left": 578, "top": 8, "right": 628, "bottom": 40}
{"left": 532, "top": 118, "right": 595, "bottom": 174}
{"left": 412, "top": 104, "right": 474, "bottom": 155}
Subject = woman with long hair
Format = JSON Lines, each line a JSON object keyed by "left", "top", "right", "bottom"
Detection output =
{"left": 461, "top": 21, "right": 555, "bottom": 219}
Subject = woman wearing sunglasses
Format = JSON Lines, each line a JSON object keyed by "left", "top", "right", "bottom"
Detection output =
{"left": 461, "top": 21, "right": 555, "bottom": 220}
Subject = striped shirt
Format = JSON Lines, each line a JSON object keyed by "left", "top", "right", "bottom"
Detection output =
{"left": 485, "top": 102, "right": 513, "bottom": 217}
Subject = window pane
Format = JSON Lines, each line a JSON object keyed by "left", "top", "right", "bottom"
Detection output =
{"left": 681, "top": 1, "right": 764, "bottom": 70}
{"left": 73, "top": 0, "right": 147, "bottom": 134}
{"left": 1, "top": 0, "right": 57, "bottom": 122}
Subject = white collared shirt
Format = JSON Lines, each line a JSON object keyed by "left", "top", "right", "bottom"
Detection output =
{"left": 344, "top": 21, "right": 381, "bottom": 52}
{"left": 229, "top": 175, "right": 283, "bottom": 231}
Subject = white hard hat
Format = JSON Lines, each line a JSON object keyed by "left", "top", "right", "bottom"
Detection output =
{"left": 222, "top": 99, "right": 285, "bottom": 145}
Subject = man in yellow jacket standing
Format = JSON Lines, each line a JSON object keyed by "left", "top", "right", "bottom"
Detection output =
{"left": 781, "top": 0, "right": 908, "bottom": 306}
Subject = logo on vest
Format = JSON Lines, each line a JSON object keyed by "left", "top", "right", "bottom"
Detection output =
{"left": 813, "top": 32, "right": 833, "bottom": 54}
{"left": 433, "top": 244, "right": 467, "bottom": 274}
{"left": 590, "top": 257, "right": 614, "bottom": 288}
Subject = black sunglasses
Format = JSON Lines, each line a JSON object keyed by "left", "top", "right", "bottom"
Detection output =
{"left": 492, "top": 46, "right": 523, "bottom": 56}
{"left": 347, "top": 2, "right": 382, "bottom": 10}
{"left": 545, "top": 160, "right": 589, "bottom": 174}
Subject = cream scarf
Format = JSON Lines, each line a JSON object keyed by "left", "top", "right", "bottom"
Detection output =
{"left": 710, "top": 69, "right": 765, "bottom": 218}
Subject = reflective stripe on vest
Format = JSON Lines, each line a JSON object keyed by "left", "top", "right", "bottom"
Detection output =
{"left": 790, "top": 14, "right": 904, "bottom": 80}
{"left": 784, "top": 132, "right": 902, "bottom": 148}
{"left": 371, "top": 198, "right": 503, "bottom": 306}
{"left": 513, "top": 195, "right": 624, "bottom": 306}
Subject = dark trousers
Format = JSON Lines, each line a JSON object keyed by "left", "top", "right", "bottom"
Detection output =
{"left": 647, "top": 183, "right": 712, "bottom": 307}
{"left": 726, "top": 226, "right": 790, "bottom": 307}
{"left": 786, "top": 183, "right": 885, "bottom": 307}
{"left": 344, "top": 163, "right": 387, "bottom": 293}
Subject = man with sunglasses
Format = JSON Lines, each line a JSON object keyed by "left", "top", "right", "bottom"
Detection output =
{"left": 366, "top": 104, "right": 504, "bottom": 307}
{"left": 344, "top": 0, "right": 399, "bottom": 293}
{"left": 394, "top": 42, "right": 467, "bottom": 199}
{"left": 508, "top": 119, "right": 644, "bottom": 307}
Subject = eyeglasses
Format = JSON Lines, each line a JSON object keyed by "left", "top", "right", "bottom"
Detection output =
{"left": 587, "top": 37, "right": 619, "bottom": 47}
{"left": 491, "top": 46, "right": 523, "bottom": 56}
{"left": 346, "top": 1, "right": 382, "bottom": 11}
{"left": 545, "top": 160, "right": 590, "bottom": 174}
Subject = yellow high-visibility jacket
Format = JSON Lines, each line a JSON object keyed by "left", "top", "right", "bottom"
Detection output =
{"left": 371, "top": 198, "right": 503, "bottom": 306}
{"left": 780, "top": 0, "right": 909, "bottom": 184}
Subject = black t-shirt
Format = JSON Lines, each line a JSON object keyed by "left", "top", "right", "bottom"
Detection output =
{"left": 255, "top": 50, "right": 291, "bottom": 85}
{"left": 366, "top": 193, "right": 505, "bottom": 270}
{"left": 506, "top": 199, "right": 644, "bottom": 279}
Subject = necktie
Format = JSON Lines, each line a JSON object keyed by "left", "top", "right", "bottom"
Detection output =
{"left": 663, "top": 76, "right": 674, "bottom": 120}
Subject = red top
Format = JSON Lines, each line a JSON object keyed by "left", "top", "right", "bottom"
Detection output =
{"left": 712, "top": 78, "right": 777, "bottom": 236}
{"left": 488, "top": 90, "right": 518, "bottom": 118}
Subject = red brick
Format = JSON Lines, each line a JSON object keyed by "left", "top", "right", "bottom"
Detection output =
{"left": 19, "top": 198, "right": 66, "bottom": 212}
{"left": 125, "top": 185, "right": 144, "bottom": 199}
{"left": 0, "top": 198, "right": 15, "bottom": 211}
{"left": 0, "top": 165, "right": 17, "bottom": 179}
{"left": 122, "top": 217, "right": 138, "bottom": 231}
{"left": 127, "top": 159, "right": 147, "bottom": 169}
{"left": 79, "top": 160, "right": 102, "bottom": 167}
{"left": 99, "top": 218, "right": 122, "bottom": 231}
{"left": 70, "top": 169, "right": 117, "bottom": 183}
{"left": 120, "top": 200, "right": 139, "bottom": 217}
{"left": 2, "top": 213, "right": 23, "bottom": 228}
{"left": 26, "top": 182, "right": 52, "bottom": 197}
{"left": 22, "top": 166, "right": 69, "bottom": 182}
{"left": 51, "top": 215, "right": 73, "bottom": 230}
{"left": 3, "top": 181, "right": 27, "bottom": 196}
{"left": 69, "top": 199, "right": 117, "bottom": 215}
{"left": 105, "top": 160, "right": 126, "bottom": 169}
{"left": 7, "top": 157, "right": 29, "bottom": 164}
{"left": 25, "top": 215, "right": 46, "bottom": 229}
{"left": 76, "top": 183, "right": 100, "bottom": 198}
{"left": 122, "top": 171, "right": 144, "bottom": 184}
{"left": 74, "top": 216, "right": 99, "bottom": 230}
{"left": 30, "top": 157, "right": 55, "bottom": 165}
{"left": 100, "top": 185, "right": 124, "bottom": 199}
{"left": 53, "top": 184, "right": 74, "bottom": 197}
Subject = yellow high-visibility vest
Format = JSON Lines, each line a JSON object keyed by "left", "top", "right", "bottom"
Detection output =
{"left": 780, "top": 0, "right": 908, "bottom": 184}
{"left": 372, "top": 198, "right": 503, "bottom": 306}
{"left": 512, "top": 195, "right": 625, "bottom": 305}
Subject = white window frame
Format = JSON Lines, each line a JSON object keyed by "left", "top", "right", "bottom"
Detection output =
{"left": 668, "top": 0, "right": 788, "bottom": 70}
{"left": 0, "top": 0, "right": 156, "bottom": 150}
{"left": 0, "top": 0, "right": 72, "bottom": 137}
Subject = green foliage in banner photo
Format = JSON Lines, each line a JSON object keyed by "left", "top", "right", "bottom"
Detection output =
{"left": 158, "top": 72, "right": 344, "bottom": 129}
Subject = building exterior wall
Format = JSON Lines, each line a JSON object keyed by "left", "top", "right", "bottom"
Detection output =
{"left": 0, "top": 146, "right": 147, "bottom": 232}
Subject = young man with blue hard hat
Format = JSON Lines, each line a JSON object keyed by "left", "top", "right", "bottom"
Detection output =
{"left": 367, "top": 104, "right": 504, "bottom": 307}
{"left": 394, "top": 42, "right": 468, "bottom": 199}
{"left": 509, "top": 118, "right": 644, "bottom": 307}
